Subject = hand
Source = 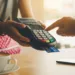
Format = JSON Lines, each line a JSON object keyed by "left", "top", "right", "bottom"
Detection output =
{"left": 2, "top": 20, "right": 30, "bottom": 46}
{"left": 1, "top": 20, "right": 46, "bottom": 47}
{"left": 46, "top": 17, "right": 75, "bottom": 36}
{"left": 38, "top": 21, "right": 46, "bottom": 29}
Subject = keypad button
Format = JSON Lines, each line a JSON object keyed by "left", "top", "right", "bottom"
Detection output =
{"left": 37, "top": 36, "right": 42, "bottom": 39}
{"left": 38, "top": 32, "right": 43, "bottom": 35}
{"left": 43, "top": 37, "right": 47, "bottom": 39}
{"left": 33, "top": 30, "right": 37, "bottom": 32}
{"left": 49, "top": 37, "right": 53, "bottom": 39}
{"left": 43, "top": 31, "right": 50, "bottom": 35}
{"left": 40, "top": 39, "right": 46, "bottom": 42}
{"left": 39, "top": 30, "right": 43, "bottom": 32}
{"left": 35, "top": 35, "right": 41, "bottom": 37}
{"left": 43, "top": 37, "right": 48, "bottom": 40}
{"left": 36, "top": 30, "right": 39, "bottom": 32}
{"left": 34, "top": 32, "right": 38, "bottom": 35}
{"left": 46, "top": 34, "right": 52, "bottom": 38}
{"left": 49, "top": 38, "right": 55, "bottom": 43}
{"left": 33, "top": 32, "right": 38, "bottom": 34}
{"left": 34, "top": 33, "right": 40, "bottom": 36}
{"left": 37, "top": 36, "right": 41, "bottom": 38}
{"left": 46, "top": 40, "right": 50, "bottom": 43}
{"left": 40, "top": 33, "right": 44, "bottom": 36}
{"left": 38, "top": 37, "right": 43, "bottom": 40}
{"left": 42, "top": 35, "right": 46, "bottom": 37}
{"left": 43, "top": 31, "right": 52, "bottom": 39}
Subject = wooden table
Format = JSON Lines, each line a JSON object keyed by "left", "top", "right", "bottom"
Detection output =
{"left": 5, "top": 47, "right": 75, "bottom": 75}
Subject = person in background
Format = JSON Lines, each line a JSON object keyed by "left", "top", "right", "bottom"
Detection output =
{"left": 0, "top": 0, "right": 46, "bottom": 54}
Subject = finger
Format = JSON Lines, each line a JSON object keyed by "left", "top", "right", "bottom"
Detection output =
{"left": 6, "top": 20, "right": 27, "bottom": 28}
{"left": 38, "top": 21, "right": 46, "bottom": 29}
{"left": 57, "top": 29, "right": 75, "bottom": 36}
{"left": 10, "top": 35, "right": 30, "bottom": 47}
{"left": 17, "top": 40, "right": 30, "bottom": 47}
{"left": 13, "top": 21, "right": 27, "bottom": 28}
{"left": 46, "top": 19, "right": 62, "bottom": 31}
{"left": 8, "top": 27, "right": 30, "bottom": 42}
{"left": 20, "top": 43, "right": 30, "bottom": 47}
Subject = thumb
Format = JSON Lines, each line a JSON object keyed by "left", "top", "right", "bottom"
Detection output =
{"left": 19, "top": 35, "right": 30, "bottom": 42}
{"left": 9, "top": 26, "right": 30, "bottom": 42}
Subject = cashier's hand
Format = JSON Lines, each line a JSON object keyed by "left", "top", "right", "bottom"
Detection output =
{"left": 2, "top": 20, "right": 46, "bottom": 47}
{"left": 46, "top": 17, "right": 75, "bottom": 36}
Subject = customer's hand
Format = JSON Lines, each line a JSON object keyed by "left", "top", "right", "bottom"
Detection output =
{"left": 1, "top": 20, "right": 30, "bottom": 46}
{"left": 46, "top": 17, "right": 75, "bottom": 36}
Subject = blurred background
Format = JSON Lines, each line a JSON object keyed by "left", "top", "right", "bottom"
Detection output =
{"left": 18, "top": 0, "right": 75, "bottom": 49}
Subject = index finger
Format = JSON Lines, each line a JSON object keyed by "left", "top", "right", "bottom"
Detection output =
{"left": 45, "top": 19, "right": 62, "bottom": 31}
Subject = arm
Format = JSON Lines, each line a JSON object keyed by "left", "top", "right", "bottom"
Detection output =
{"left": 18, "top": 0, "right": 46, "bottom": 28}
{"left": 19, "top": 0, "right": 34, "bottom": 18}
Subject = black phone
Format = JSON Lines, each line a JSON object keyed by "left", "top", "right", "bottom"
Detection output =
{"left": 14, "top": 18, "right": 59, "bottom": 53}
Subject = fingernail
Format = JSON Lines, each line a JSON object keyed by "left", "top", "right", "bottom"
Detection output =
{"left": 22, "top": 24, "right": 27, "bottom": 28}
